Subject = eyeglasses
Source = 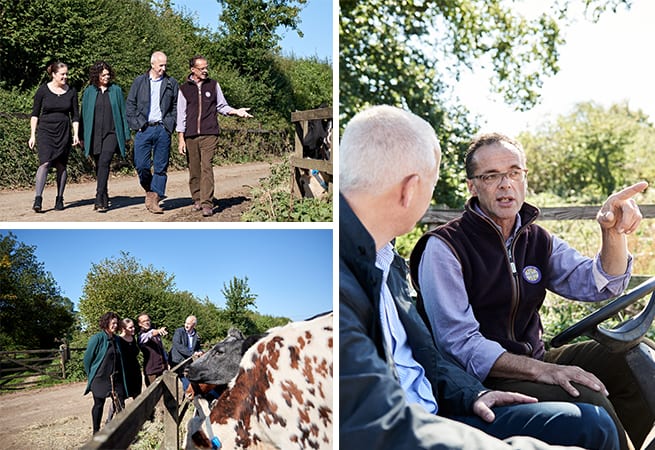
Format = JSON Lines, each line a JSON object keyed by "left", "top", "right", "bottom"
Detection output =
{"left": 470, "top": 168, "right": 528, "bottom": 185}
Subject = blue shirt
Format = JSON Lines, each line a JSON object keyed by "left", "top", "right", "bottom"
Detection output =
{"left": 377, "top": 243, "right": 439, "bottom": 414}
{"left": 418, "top": 204, "right": 632, "bottom": 380}
{"left": 148, "top": 76, "right": 163, "bottom": 122}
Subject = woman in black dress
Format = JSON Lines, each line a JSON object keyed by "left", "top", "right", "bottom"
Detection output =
{"left": 118, "top": 318, "right": 143, "bottom": 400}
{"left": 28, "top": 61, "right": 80, "bottom": 212}
{"left": 83, "top": 311, "right": 128, "bottom": 434}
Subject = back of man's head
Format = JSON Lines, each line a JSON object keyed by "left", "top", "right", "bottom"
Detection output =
{"left": 340, "top": 105, "right": 440, "bottom": 195}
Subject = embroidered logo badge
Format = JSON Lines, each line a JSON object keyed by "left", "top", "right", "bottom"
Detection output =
{"left": 205, "top": 91, "right": 211, "bottom": 98}
{"left": 522, "top": 266, "right": 541, "bottom": 284}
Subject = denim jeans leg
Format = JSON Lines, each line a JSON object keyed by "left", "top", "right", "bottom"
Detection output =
{"left": 150, "top": 126, "right": 171, "bottom": 197}
{"left": 134, "top": 128, "right": 154, "bottom": 192}
{"left": 452, "top": 401, "right": 619, "bottom": 450}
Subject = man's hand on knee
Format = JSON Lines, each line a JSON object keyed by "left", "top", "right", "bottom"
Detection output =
{"left": 473, "top": 390, "right": 538, "bottom": 423}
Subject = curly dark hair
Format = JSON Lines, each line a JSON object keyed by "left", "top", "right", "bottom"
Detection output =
{"left": 98, "top": 311, "right": 120, "bottom": 331}
{"left": 88, "top": 61, "right": 114, "bottom": 88}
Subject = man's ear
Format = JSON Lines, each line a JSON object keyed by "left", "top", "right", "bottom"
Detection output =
{"left": 467, "top": 179, "right": 477, "bottom": 197}
{"left": 400, "top": 174, "right": 420, "bottom": 209}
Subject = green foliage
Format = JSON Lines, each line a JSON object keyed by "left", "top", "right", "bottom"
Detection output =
{"left": 0, "top": 0, "right": 331, "bottom": 189}
{"left": 0, "top": 232, "right": 76, "bottom": 349}
{"left": 241, "top": 159, "right": 333, "bottom": 222}
{"left": 78, "top": 251, "right": 176, "bottom": 332}
{"left": 520, "top": 102, "right": 655, "bottom": 199}
{"left": 222, "top": 276, "right": 258, "bottom": 335}
{"left": 339, "top": 0, "right": 631, "bottom": 208}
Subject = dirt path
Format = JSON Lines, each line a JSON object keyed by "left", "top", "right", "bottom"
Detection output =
{"left": 0, "top": 381, "right": 172, "bottom": 450}
{"left": 0, "top": 162, "right": 272, "bottom": 222}
{"left": 0, "top": 381, "right": 95, "bottom": 449}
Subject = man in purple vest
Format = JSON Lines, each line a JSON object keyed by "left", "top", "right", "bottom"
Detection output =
{"left": 176, "top": 55, "right": 252, "bottom": 217}
{"left": 137, "top": 313, "right": 169, "bottom": 386}
{"left": 410, "top": 132, "right": 652, "bottom": 450}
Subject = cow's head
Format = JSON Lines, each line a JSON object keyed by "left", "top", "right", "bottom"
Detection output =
{"left": 187, "top": 329, "right": 267, "bottom": 386}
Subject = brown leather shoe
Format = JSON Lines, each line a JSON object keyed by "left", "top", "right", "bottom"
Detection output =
{"left": 146, "top": 192, "right": 163, "bottom": 214}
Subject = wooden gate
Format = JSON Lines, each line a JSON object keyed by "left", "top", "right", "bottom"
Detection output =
{"left": 290, "top": 107, "right": 333, "bottom": 198}
{"left": 0, "top": 346, "right": 68, "bottom": 389}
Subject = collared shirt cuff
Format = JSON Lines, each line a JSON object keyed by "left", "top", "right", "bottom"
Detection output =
{"left": 592, "top": 253, "right": 632, "bottom": 294}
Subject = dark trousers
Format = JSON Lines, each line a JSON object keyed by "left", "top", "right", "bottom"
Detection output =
{"left": 486, "top": 339, "right": 655, "bottom": 450}
{"left": 452, "top": 401, "right": 619, "bottom": 450}
{"left": 91, "top": 394, "right": 124, "bottom": 434}
{"left": 185, "top": 135, "right": 218, "bottom": 209}
{"left": 93, "top": 133, "right": 118, "bottom": 201}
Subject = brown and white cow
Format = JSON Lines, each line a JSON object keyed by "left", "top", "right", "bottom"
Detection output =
{"left": 186, "top": 312, "right": 333, "bottom": 449}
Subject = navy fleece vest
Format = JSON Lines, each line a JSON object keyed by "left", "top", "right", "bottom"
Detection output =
{"left": 410, "top": 199, "right": 552, "bottom": 360}
{"left": 179, "top": 78, "right": 220, "bottom": 137}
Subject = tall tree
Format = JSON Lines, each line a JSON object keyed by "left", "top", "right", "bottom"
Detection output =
{"left": 215, "top": 0, "right": 308, "bottom": 119}
{"left": 0, "top": 232, "right": 75, "bottom": 349}
{"left": 520, "top": 101, "right": 655, "bottom": 199}
{"left": 78, "top": 251, "right": 179, "bottom": 332}
{"left": 339, "top": 0, "right": 631, "bottom": 207}
{"left": 221, "top": 276, "right": 258, "bottom": 334}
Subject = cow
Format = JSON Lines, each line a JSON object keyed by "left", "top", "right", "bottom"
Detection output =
{"left": 185, "top": 312, "right": 333, "bottom": 449}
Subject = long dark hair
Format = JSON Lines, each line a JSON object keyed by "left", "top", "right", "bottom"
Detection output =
{"left": 88, "top": 61, "right": 114, "bottom": 88}
{"left": 46, "top": 61, "right": 68, "bottom": 77}
{"left": 99, "top": 311, "right": 120, "bottom": 331}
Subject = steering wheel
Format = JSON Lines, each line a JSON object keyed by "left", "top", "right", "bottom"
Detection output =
{"left": 550, "top": 276, "right": 655, "bottom": 352}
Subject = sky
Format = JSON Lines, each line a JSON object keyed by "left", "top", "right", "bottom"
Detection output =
{"left": 171, "top": 0, "right": 333, "bottom": 61}
{"left": 454, "top": 0, "right": 655, "bottom": 137}
{"left": 3, "top": 228, "right": 333, "bottom": 322}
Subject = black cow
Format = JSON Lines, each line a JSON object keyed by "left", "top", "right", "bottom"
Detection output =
{"left": 302, "top": 117, "right": 332, "bottom": 161}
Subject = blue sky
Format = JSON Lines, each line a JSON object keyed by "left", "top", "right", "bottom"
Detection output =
{"left": 171, "top": 0, "right": 333, "bottom": 61}
{"left": 3, "top": 228, "right": 333, "bottom": 322}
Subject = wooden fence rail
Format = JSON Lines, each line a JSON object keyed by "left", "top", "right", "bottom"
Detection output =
{"left": 0, "top": 347, "right": 69, "bottom": 389}
{"left": 421, "top": 204, "right": 655, "bottom": 226}
{"left": 82, "top": 358, "right": 193, "bottom": 450}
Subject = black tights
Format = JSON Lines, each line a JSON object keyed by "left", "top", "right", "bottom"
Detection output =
{"left": 91, "top": 395, "right": 107, "bottom": 434}
{"left": 91, "top": 394, "right": 124, "bottom": 434}
{"left": 35, "top": 161, "right": 67, "bottom": 197}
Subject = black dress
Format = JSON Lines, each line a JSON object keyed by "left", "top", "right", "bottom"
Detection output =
{"left": 30, "top": 84, "right": 79, "bottom": 164}
{"left": 118, "top": 336, "right": 142, "bottom": 398}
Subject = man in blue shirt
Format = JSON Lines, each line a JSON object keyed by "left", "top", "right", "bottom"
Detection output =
{"left": 126, "top": 51, "right": 179, "bottom": 214}
{"left": 410, "top": 132, "right": 652, "bottom": 449}
{"left": 340, "top": 105, "right": 619, "bottom": 450}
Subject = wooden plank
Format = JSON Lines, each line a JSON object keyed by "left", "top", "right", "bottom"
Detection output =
{"left": 289, "top": 156, "right": 333, "bottom": 174}
{"left": 82, "top": 375, "right": 165, "bottom": 449}
{"left": 421, "top": 204, "right": 655, "bottom": 225}
{"left": 291, "top": 107, "right": 332, "bottom": 122}
{"left": 162, "top": 372, "right": 181, "bottom": 450}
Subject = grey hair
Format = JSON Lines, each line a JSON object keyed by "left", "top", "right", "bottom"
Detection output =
{"left": 150, "top": 51, "right": 167, "bottom": 64}
{"left": 339, "top": 105, "right": 440, "bottom": 194}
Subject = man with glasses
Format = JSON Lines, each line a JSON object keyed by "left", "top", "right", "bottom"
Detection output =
{"left": 410, "top": 132, "right": 652, "bottom": 450}
{"left": 176, "top": 55, "right": 252, "bottom": 217}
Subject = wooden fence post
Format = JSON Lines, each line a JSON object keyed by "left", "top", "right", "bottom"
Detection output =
{"left": 162, "top": 371, "right": 180, "bottom": 450}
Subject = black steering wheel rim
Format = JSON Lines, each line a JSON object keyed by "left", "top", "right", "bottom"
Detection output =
{"left": 550, "top": 276, "right": 655, "bottom": 348}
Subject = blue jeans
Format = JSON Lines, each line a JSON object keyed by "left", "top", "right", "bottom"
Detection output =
{"left": 134, "top": 124, "right": 170, "bottom": 197}
{"left": 452, "top": 401, "right": 619, "bottom": 450}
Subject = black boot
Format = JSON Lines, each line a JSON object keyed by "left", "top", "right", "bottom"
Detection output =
{"left": 94, "top": 194, "right": 103, "bottom": 212}
{"left": 54, "top": 196, "right": 64, "bottom": 211}
{"left": 32, "top": 196, "right": 43, "bottom": 213}
{"left": 102, "top": 191, "right": 110, "bottom": 211}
